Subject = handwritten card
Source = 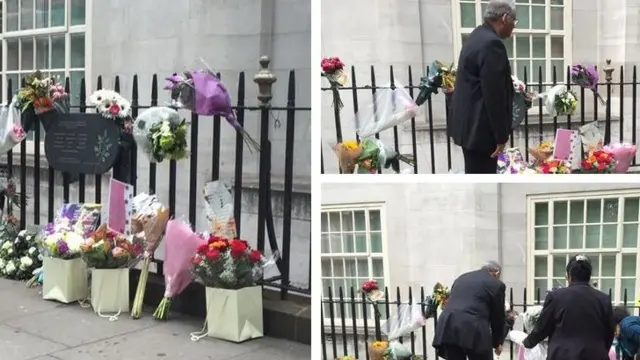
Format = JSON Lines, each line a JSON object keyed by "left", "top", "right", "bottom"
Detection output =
{"left": 553, "top": 129, "right": 581, "bottom": 170}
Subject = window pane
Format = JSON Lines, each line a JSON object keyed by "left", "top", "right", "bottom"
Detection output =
{"left": 7, "top": 39, "right": 19, "bottom": 71}
{"left": 7, "top": 0, "right": 19, "bottom": 31}
{"left": 601, "top": 256, "right": 616, "bottom": 276}
{"left": 35, "top": 0, "right": 48, "bottom": 28}
{"left": 591, "top": 256, "right": 600, "bottom": 276}
{"left": 343, "top": 233, "right": 354, "bottom": 253}
{"left": 534, "top": 228, "right": 548, "bottom": 249}
{"left": 369, "top": 210, "right": 381, "bottom": 231}
{"left": 553, "top": 255, "right": 566, "bottom": 277}
{"left": 355, "top": 234, "right": 366, "bottom": 252}
{"left": 344, "top": 278, "right": 358, "bottom": 295}
{"left": 20, "top": 38, "right": 34, "bottom": 71}
{"left": 551, "top": 37, "right": 563, "bottom": 58}
{"left": 51, "top": 34, "right": 65, "bottom": 69}
{"left": 321, "top": 213, "right": 328, "bottom": 232}
{"left": 554, "top": 201, "right": 567, "bottom": 224}
{"left": 354, "top": 211, "right": 365, "bottom": 231}
{"left": 21, "top": 0, "right": 34, "bottom": 30}
{"left": 330, "top": 234, "right": 341, "bottom": 253}
{"left": 551, "top": 60, "right": 565, "bottom": 82}
{"left": 551, "top": 0, "right": 563, "bottom": 4}
{"left": 602, "top": 224, "right": 617, "bottom": 248}
{"left": 515, "top": 35, "right": 530, "bottom": 58}
{"left": 35, "top": 36, "right": 49, "bottom": 69}
{"left": 503, "top": 37, "right": 514, "bottom": 58}
{"left": 329, "top": 212, "right": 340, "bottom": 232}
{"left": 600, "top": 278, "right": 615, "bottom": 297}
{"left": 372, "top": 259, "right": 384, "bottom": 277}
{"left": 321, "top": 234, "right": 329, "bottom": 253}
{"left": 370, "top": 232, "right": 382, "bottom": 253}
{"left": 345, "top": 260, "right": 356, "bottom": 277}
{"left": 460, "top": 3, "right": 476, "bottom": 28}
{"left": 585, "top": 225, "right": 600, "bottom": 248}
{"left": 356, "top": 259, "right": 368, "bottom": 278}
{"left": 341, "top": 211, "right": 353, "bottom": 231}
{"left": 69, "top": 71, "right": 83, "bottom": 106}
{"left": 70, "top": 33, "right": 85, "bottom": 68}
{"left": 70, "top": 0, "right": 86, "bottom": 25}
{"left": 533, "top": 279, "right": 547, "bottom": 299}
{"left": 51, "top": 0, "right": 65, "bottom": 26}
{"left": 587, "top": 199, "right": 602, "bottom": 223}
{"left": 603, "top": 199, "right": 619, "bottom": 222}
{"left": 532, "top": 36, "right": 545, "bottom": 58}
{"left": 321, "top": 259, "right": 331, "bottom": 276}
{"left": 532, "top": 60, "right": 546, "bottom": 84}
{"left": 550, "top": 6, "right": 563, "bottom": 30}
{"left": 6, "top": 74, "right": 19, "bottom": 95}
{"left": 623, "top": 224, "right": 638, "bottom": 248}
{"left": 570, "top": 200, "right": 584, "bottom": 223}
{"left": 333, "top": 259, "right": 345, "bottom": 277}
{"left": 531, "top": 5, "right": 545, "bottom": 29}
{"left": 621, "top": 279, "right": 635, "bottom": 303}
{"left": 535, "top": 202, "right": 548, "bottom": 225}
{"left": 534, "top": 255, "right": 547, "bottom": 277}
{"left": 515, "top": 60, "right": 529, "bottom": 81}
{"left": 625, "top": 198, "right": 640, "bottom": 222}
{"left": 569, "top": 225, "right": 583, "bottom": 248}
{"left": 622, "top": 255, "right": 636, "bottom": 276}
{"left": 553, "top": 226, "right": 567, "bottom": 249}
{"left": 516, "top": 4, "right": 530, "bottom": 28}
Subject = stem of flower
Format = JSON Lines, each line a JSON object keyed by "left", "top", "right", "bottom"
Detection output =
{"left": 131, "top": 255, "right": 150, "bottom": 319}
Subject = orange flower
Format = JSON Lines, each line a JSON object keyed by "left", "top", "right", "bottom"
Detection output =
{"left": 33, "top": 96, "right": 53, "bottom": 109}
{"left": 587, "top": 155, "right": 597, "bottom": 163}
{"left": 211, "top": 240, "right": 228, "bottom": 249}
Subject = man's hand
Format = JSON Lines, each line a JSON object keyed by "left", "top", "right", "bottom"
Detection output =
{"left": 491, "top": 143, "right": 506, "bottom": 158}
{"left": 494, "top": 344, "right": 503, "bottom": 356}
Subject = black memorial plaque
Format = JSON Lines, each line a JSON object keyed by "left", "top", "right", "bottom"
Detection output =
{"left": 45, "top": 113, "right": 121, "bottom": 174}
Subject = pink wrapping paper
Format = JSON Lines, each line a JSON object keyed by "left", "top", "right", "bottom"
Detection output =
{"left": 604, "top": 143, "right": 637, "bottom": 173}
{"left": 517, "top": 345, "right": 615, "bottom": 360}
{"left": 163, "top": 219, "right": 205, "bottom": 296}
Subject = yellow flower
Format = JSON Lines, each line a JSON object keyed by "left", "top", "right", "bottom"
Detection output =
{"left": 342, "top": 140, "right": 359, "bottom": 150}
{"left": 372, "top": 341, "right": 388, "bottom": 349}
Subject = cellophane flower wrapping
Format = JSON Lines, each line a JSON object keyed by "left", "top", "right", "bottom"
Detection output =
{"left": 133, "top": 106, "right": 188, "bottom": 163}
{"left": 497, "top": 148, "right": 532, "bottom": 174}
{"left": 536, "top": 159, "right": 571, "bottom": 174}
{"left": 354, "top": 139, "right": 415, "bottom": 174}
{"left": 80, "top": 224, "right": 143, "bottom": 269}
{"left": 0, "top": 220, "right": 42, "bottom": 280}
{"left": 0, "top": 99, "right": 26, "bottom": 154}
{"left": 415, "top": 60, "right": 456, "bottom": 106}
{"left": 529, "top": 141, "right": 554, "bottom": 163}
{"left": 332, "top": 140, "right": 363, "bottom": 173}
{"left": 321, "top": 56, "right": 348, "bottom": 110}
{"left": 40, "top": 203, "right": 101, "bottom": 260}
{"left": 522, "top": 305, "right": 543, "bottom": 332}
{"left": 356, "top": 82, "right": 420, "bottom": 138}
{"left": 571, "top": 64, "right": 605, "bottom": 105}
{"left": 581, "top": 149, "right": 616, "bottom": 173}
{"left": 603, "top": 143, "right": 637, "bottom": 173}
{"left": 381, "top": 303, "right": 427, "bottom": 341}
{"left": 578, "top": 122, "right": 604, "bottom": 153}
{"left": 14, "top": 71, "right": 67, "bottom": 115}
{"left": 543, "top": 85, "right": 577, "bottom": 116}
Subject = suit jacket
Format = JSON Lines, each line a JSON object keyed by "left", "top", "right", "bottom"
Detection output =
{"left": 523, "top": 282, "right": 615, "bottom": 360}
{"left": 448, "top": 23, "right": 513, "bottom": 154}
{"left": 432, "top": 269, "right": 506, "bottom": 357}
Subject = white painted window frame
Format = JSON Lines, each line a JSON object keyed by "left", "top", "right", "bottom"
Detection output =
{"left": 0, "top": 0, "right": 92, "bottom": 157}
{"left": 451, "top": 0, "right": 573, "bottom": 116}
{"left": 526, "top": 189, "right": 640, "bottom": 304}
{"left": 321, "top": 203, "right": 391, "bottom": 329}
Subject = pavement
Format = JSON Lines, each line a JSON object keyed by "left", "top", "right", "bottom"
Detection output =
{"left": 0, "top": 278, "right": 311, "bottom": 360}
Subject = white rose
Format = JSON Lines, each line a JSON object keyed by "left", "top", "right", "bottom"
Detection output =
{"left": 65, "top": 233, "right": 84, "bottom": 253}
{"left": 5, "top": 262, "right": 16, "bottom": 274}
{"left": 44, "top": 234, "right": 58, "bottom": 246}
{"left": 26, "top": 235, "right": 33, "bottom": 242}
{"left": 7, "top": 248, "right": 13, "bottom": 255}
{"left": 20, "top": 256, "right": 33, "bottom": 270}
{"left": 18, "top": 230, "right": 26, "bottom": 237}
{"left": 37, "top": 254, "right": 43, "bottom": 261}
{"left": 28, "top": 247, "right": 36, "bottom": 255}
{"left": 1, "top": 241, "right": 11, "bottom": 249}
{"left": 0, "top": 259, "right": 5, "bottom": 269}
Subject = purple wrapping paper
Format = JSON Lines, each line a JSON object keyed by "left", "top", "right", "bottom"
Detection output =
{"left": 190, "top": 71, "right": 234, "bottom": 119}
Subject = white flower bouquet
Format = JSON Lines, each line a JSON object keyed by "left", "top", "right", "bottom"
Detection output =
{"left": 0, "top": 225, "right": 42, "bottom": 281}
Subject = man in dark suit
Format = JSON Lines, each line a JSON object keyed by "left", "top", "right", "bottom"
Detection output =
{"left": 523, "top": 255, "right": 615, "bottom": 360}
{"left": 448, "top": 0, "right": 517, "bottom": 174}
{"left": 432, "top": 261, "right": 506, "bottom": 360}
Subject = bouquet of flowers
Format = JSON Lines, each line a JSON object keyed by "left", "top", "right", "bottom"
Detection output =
{"left": 579, "top": 122, "right": 604, "bottom": 153}
{"left": 522, "top": 305, "right": 544, "bottom": 332}
{"left": 130, "top": 194, "right": 170, "bottom": 319}
{"left": 0, "top": 226, "right": 42, "bottom": 281}
{"left": 497, "top": 148, "right": 535, "bottom": 174}
{"left": 0, "top": 99, "right": 27, "bottom": 155}
{"left": 133, "top": 107, "right": 189, "bottom": 163}
{"left": 603, "top": 143, "right": 637, "bottom": 173}
{"left": 432, "top": 282, "right": 450, "bottom": 308}
{"left": 356, "top": 82, "right": 420, "bottom": 138}
{"left": 369, "top": 340, "right": 389, "bottom": 360}
{"left": 536, "top": 159, "right": 571, "bottom": 174}
{"left": 529, "top": 141, "right": 554, "bottom": 163}
{"left": 153, "top": 219, "right": 205, "bottom": 320}
{"left": 14, "top": 71, "right": 69, "bottom": 115}
{"left": 542, "top": 85, "right": 578, "bottom": 116}
{"left": 512, "top": 76, "right": 538, "bottom": 109}
{"left": 0, "top": 177, "right": 25, "bottom": 214}
{"left": 80, "top": 224, "right": 143, "bottom": 269}
{"left": 581, "top": 149, "right": 616, "bottom": 173}
{"left": 164, "top": 70, "right": 260, "bottom": 152}
{"left": 571, "top": 64, "right": 605, "bottom": 105}
{"left": 192, "top": 235, "right": 271, "bottom": 289}
{"left": 415, "top": 60, "right": 456, "bottom": 106}
{"left": 362, "top": 279, "right": 384, "bottom": 302}
{"left": 321, "top": 56, "right": 348, "bottom": 110}
{"left": 334, "top": 139, "right": 415, "bottom": 174}
{"left": 41, "top": 220, "right": 85, "bottom": 259}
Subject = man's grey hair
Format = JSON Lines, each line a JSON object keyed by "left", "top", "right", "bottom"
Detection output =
{"left": 482, "top": 260, "right": 502, "bottom": 273}
{"left": 483, "top": 0, "right": 516, "bottom": 22}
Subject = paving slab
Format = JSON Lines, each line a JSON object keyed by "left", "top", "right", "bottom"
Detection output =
{"left": 0, "top": 278, "right": 311, "bottom": 360}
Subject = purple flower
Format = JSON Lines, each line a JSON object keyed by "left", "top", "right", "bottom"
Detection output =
{"left": 43, "top": 223, "right": 55, "bottom": 236}
{"left": 56, "top": 240, "right": 69, "bottom": 255}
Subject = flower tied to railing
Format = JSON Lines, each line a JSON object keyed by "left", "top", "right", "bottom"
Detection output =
{"left": 321, "top": 56, "right": 348, "bottom": 111}
{"left": 571, "top": 64, "right": 605, "bottom": 105}
{"left": 361, "top": 279, "right": 384, "bottom": 341}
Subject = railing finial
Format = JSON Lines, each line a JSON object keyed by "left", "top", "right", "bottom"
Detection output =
{"left": 253, "top": 56, "right": 277, "bottom": 107}
{"left": 603, "top": 59, "right": 615, "bottom": 83}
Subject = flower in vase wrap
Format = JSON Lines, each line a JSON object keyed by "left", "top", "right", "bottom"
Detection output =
{"left": 80, "top": 224, "right": 143, "bottom": 269}
{"left": 321, "top": 56, "right": 348, "bottom": 110}
{"left": 149, "top": 119, "right": 188, "bottom": 162}
{"left": 192, "top": 235, "right": 267, "bottom": 289}
{"left": 552, "top": 88, "right": 578, "bottom": 116}
{"left": 581, "top": 149, "right": 616, "bottom": 173}
{"left": 43, "top": 230, "right": 84, "bottom": 259}
{"left": 0, "top": 227, "right": 41, "bottom": 280}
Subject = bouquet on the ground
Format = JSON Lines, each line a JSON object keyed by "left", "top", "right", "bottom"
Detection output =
{"left": 529, "top": 141, "right": 554, "bottom": 163}
{"left": 0, "top": 99, "right": 26, "bottom": 155}
{"left": 0, "top": 225, "right": 42, "bottom": 281}
{"left": 581, "top": 149, "right": 616, "bottom": 173}
{"left": 14, "top": 71, "right": 69, "bottom": 115}
{"left": 415, "top": 60, "right": 456, "bottom": 106}
{"left": 356, "top": 82, "right": 420, "bottom": 138}
{"left": 497, "top": 148, "right": 535, "bottom": 174}
{"left": 321, "top": 56, "right": 348, "bottom": 110}
{"left": 333, "top": 139, "right": 414, "bottom": 174}
{"left": 535, "top": 159, "right": 571, "bottom": 174}
{"left": 542, "top": 85, "right": 577, "bottom": 116}
{"left": 164, "top": 69, "right": 260, "bottom": 152}
{"left": 133, "top": 107, "right": 189, "bottom": 163}
{"left": 604, "top": 143, "right": 637, "bottom": 173}
{"left": 571, "top": 64, "right": 605, "bottom": 105}
{"left": 153, "top": 219, "right": 205, "bottom": 320}
{"left": 41, "top": 220, "right": 85, "bottom": 259}
{"left": 80, "top": 224, "right": 143, "bottom": 269}
{"left": 130, "top": 194, "right": 170, "bottom": 319}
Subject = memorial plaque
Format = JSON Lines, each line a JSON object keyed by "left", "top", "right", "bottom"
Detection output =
{"left": 45, "top": 113, "right": 121, "bottom": 174}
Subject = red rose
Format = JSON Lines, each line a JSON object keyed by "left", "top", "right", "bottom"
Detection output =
{"left": 196, "top": 243, "right": 208, "bottom": 254}
{"left": 230, "top": 240, "right": 248, "bottom": 259}
{"left": 248, "top": 249, "right": 262, "bottom": 263}
{"left": 192, "top": 255, "right": 202, "bottom": 265}
{"left": 583, "top": 161, "right": 593, "bottom": 170}
{"left": 206, "top": 248, "right": 221, "bottom": 260}
{"left": 597, "top": 162, "right": 606, "bottom": 171}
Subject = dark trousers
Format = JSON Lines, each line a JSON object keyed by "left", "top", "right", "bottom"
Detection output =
{"left": 463, "top": 148, "right": 498, "bottom": 174}
{"left": 441, "top": 344, "right": 493, "bottom": 360}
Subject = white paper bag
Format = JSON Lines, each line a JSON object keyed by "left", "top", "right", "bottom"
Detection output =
{"left": 91, "top": 268, "right": 129, "bottom": 314}
{"left": 42, "top": 257, "right": 88, "bottom": 303}
{"left": 205, "top": 286, "right": 263, "bottom": 342}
